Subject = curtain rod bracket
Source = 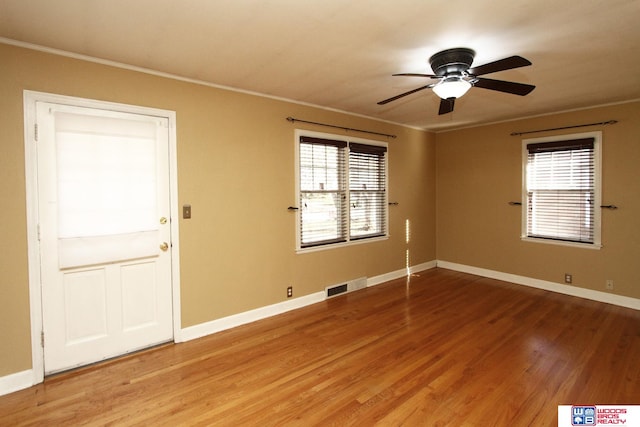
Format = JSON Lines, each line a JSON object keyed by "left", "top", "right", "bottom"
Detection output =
{"left": 286, "top": 116, "right": 396, "bottom": 139}
{"left": 510, "top": 120, "right": 618, "bottom": 137}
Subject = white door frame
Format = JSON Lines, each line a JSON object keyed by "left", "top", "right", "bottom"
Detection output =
{"left": 23, "top": 90, "right": 182, "bottom": 384}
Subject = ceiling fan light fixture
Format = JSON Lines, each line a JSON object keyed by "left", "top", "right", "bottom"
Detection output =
{"left": 432, "top": 78, "right": 472, "bottom": 99}
{"left": 378, "top": 47, "right": 534, "bottom": 115}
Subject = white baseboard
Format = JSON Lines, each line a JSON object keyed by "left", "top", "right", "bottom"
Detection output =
{"left": 179, "top": 291, "right": 326, "bottom": 342}
{"left": 410, "top": 260, "right": 438, "bottom": 276}
{"left": 181, "top": 260, "right": 439, "bottom": 342}
{"left": 368, "top": 260, "right": 438, "bottom": 287}
{"left": 437, "top": 260, "right": 640, "bottom": 311}
{"left": 0, "top": 369, "right": 33, "bottom": 397}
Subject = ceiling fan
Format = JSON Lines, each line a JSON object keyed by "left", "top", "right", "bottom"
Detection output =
{"left": 378, "top": 47, "right": 535, "bottom": 115}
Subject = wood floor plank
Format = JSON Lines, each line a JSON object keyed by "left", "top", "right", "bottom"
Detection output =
{"left": 1, "top": 268, "right": 638, "bottom": 426}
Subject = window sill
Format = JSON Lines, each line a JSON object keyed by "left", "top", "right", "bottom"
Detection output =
{"left": 297, "top": 235, "right": 389, "bottom": 254}
{"left": 521, "top": 236, "right": 602, "bottom": 250}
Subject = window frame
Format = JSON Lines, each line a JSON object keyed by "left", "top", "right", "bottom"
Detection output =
{"left": 521, "top": 131, "right": 602, "bottom": 249}
{"left": 294, "top": 129, "right": 389, "bottom": 252}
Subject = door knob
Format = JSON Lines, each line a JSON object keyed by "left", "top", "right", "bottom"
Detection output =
{"left": 159, "top": 242, "right": 169, "bottom": 251}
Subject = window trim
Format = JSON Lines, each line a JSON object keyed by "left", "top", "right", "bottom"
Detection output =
{"left": 294, "top": 129, "right": 389, "bottom": 253}
{"left": 521, "top": 131, "right": 602, "bottom": 249}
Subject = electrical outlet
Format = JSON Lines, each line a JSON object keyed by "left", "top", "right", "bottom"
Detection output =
{"left": 606, "top": 280, "right": 614, "bottom": 290}
{"left": 564, "top": 273, "right": 572, "bottom": 284}
{"left": 287, "top": 286, "right": 293, "bottom": 298}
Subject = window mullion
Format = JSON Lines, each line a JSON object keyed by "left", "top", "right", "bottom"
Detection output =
{"left": 345, "top": 152, "right": 351, "bottom": 243}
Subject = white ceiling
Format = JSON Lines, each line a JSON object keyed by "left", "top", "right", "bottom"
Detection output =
{"left": 1, "top": 0, "right": 639, "bottom": 131}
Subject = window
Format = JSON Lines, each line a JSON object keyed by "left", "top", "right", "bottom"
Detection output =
{"left": 522, "top": 131, "right": 601, "bottom": 248}
{"left": 296, "top": 132, "right": 388, "bottom": 250}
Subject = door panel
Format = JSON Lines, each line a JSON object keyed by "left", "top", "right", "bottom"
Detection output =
{"left": 63, "top": 268, "right": 108, "bottom": 344}
{"left": 121, "top": 261, "right": 158, "bottom": 331}
{"left": 36, "top": 101, "right": 173, "bottom": 374}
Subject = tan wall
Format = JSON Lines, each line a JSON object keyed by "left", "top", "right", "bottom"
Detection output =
{"left": 0, "top": 43, "right": 436, "bottom": 376}
{"left": 436, "top": 101, "right": 640, "bottom": 299}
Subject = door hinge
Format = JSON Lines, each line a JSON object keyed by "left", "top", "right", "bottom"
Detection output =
{"left": 41, "top": 331, "right": 45, "bottom": 348}
{"left": 37, "top": 224, "right": 41, "bottom": 241}
{"left": 34, "top": 123, "right": 38, "bottom": 142}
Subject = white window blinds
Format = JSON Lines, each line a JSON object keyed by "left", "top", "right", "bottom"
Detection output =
{"left": 349, "top": 143, "right": 387, "bottom": 240}
{"left": 299, "top": 136, "right": 348, "bottom": 247}
{"left": 526, "top": 138, "right": 595, "bottom": 243}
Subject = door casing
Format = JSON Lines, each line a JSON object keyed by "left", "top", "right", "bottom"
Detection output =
{"left": 23, "top": 90, "right": 183, "bottom": 384}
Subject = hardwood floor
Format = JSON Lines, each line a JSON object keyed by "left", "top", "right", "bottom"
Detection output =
{"left": 1, "top": 268, "right": 639, "bottom": 426}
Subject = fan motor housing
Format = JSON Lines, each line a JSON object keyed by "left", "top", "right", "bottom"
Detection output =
{"left": 429, "top": 48, "right": 475, "bottom": 76}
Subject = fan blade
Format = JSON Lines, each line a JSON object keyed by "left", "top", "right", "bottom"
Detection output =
{"left": 377, "top": 84, "right": 435, "bottom": 105}
{"left": 468, "top": 55, "right": 532, "bottom": 76}
{"left": 473, "top": 77, "right": 535, "bottom": 96}
{"left": 438, "top": 97, "right": 455, "bottom": 115}
{"left": 392, "top": 73, "right": 440, "bottom": 78}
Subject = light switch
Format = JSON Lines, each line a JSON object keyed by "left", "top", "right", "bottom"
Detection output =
{"left": 183, "top": 204, "right": 191, "bottom": 219}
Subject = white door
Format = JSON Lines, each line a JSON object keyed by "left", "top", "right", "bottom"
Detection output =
{"left": 36, "top": 101, "right": 174, "bottom": 374}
